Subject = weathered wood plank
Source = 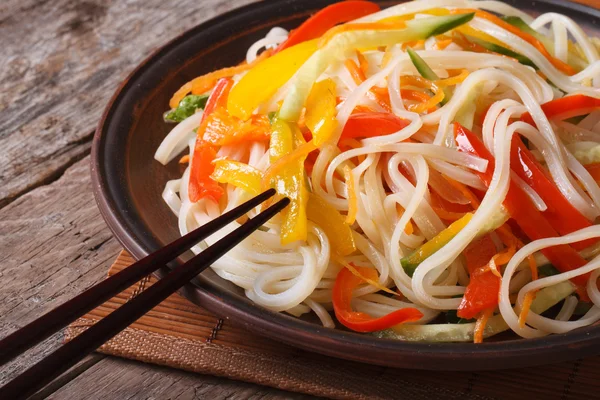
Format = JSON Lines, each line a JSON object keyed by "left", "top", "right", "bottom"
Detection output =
{"left": 0, "top": 156, "right": 308, "bottom": 399}
{"left": 0, "top": 0, "right": 256, "bottom": 209}
{"left": 47, "top": 357, "right": 317, "bottom": 400}
{"left": 0, "top": 157, "right": 122, "bottom": 385}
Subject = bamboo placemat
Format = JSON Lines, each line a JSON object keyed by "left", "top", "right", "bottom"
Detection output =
{"left": 65, "top": 251, "right": 600, "bottom": 399}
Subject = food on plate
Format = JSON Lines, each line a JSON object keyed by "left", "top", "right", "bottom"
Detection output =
{"left": 155, "top": 0, "right": 600, "bottom": 343}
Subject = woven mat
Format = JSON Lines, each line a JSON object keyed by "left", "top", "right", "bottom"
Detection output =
{"left": 65, "top": 252, "right": 600, "bottom": 399}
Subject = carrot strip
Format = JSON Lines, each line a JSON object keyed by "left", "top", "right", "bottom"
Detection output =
{"left": 436, "top": 37, "right": 453, "bottom": 50}
{"left": 431, "top": 206, "right": 467, "bottom": 222}
{"left": 345, "top": 59, "right": 391, "bottom": 111}
{"left": 262, "top": 141, "right": 317, "bottom": 190}
{"left": 519, "top": 291, "right": 537, "bottom": 328}
{"left": 528, "top": 254, "right": 538, "bottom": 281}
{"left": 445, "top": 178, "right": 481, "bottom": 208}
{"left": 169, "top": 50, "right": 271, "bottom": 109}
{"left": 436, "top": 69, "right": 469, "bottom": 87}
{"left": 179, "top": 154, "right": 190, "bottom": 164}
{"left": 356, "top": 51, "right": 370, "bottom": 77}
{"left": 450, "top": 9, "right": 576, "bottom": 75}
{"left": 399, "top": 76, "right": 444, "bottom": 113}
{"left": 474, "top": 308, "right": 494, "bottom": 343}
{"left": 401, "top": 39, "right": 425, "bottom": 50}
{"left": 333, "top": 256, "right": 397, "bottom": 296}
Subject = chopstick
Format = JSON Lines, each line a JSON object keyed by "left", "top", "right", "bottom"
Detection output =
{"left": 0, "top": 188, "right": 276, "bottom": 366}
{"left": 0, "top": 189, "right": 288, "bottom": 400}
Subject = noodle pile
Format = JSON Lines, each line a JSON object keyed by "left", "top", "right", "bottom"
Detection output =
{"left": 155, "top": 0, "right": 600, "bottom": 342}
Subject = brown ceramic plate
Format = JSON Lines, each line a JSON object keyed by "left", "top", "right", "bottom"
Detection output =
{"left": 92, "top": 0, "right": 600, "bottom": 370}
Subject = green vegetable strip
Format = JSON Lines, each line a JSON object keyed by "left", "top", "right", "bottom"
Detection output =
{"left": 501, "top": 16, "right": 543, "bottom": 39}
{"left": 502, "top": 16, "right": 586, "bottom": 70}
{"left": 374, "top": 281, "right": 575, "bottom": 342}
{"left": 164, "top": 94, "right": 209, "bottom": 123}
{"left": 279, "top": 13, "right": 475, "bottom": 121}
{"left": 406, "top": 47, "right": 451, "bottom": 105}
{"left": 464, "top": 34, "right": 538, "bottom": 70}
{"left": 401, "top": 213, "right": 473, "bottom": 278}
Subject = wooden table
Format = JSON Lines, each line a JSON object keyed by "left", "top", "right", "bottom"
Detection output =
{"left": 0, "top": 0, "right": 597, "bottom": 399}
{"left": 0, "top": 0, "right": 313, "bottom": 398}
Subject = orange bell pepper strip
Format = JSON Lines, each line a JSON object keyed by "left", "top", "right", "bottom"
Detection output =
{"left": 332, "top": 265, "right": 423, "bottom": 332}
{"left": 341, "top": 112, "right": 409, "bottom": 139}
{"left": 275, "top": 1, "right": 381, "bottom": 53}
{"left": 201, "top": 109, "right": 271, "bottom": 146}
{"left": 454, "top": 123, "right": 590, "bottom": 286}
{"left": 457, "top": 235, "right": 500, "bottom": 320}
{"left": 188, "top": 78, "right": 233, "bottom": 203}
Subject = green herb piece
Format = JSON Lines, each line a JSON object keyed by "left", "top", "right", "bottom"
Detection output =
{"left": 164, "top": 94, "right": 209, "bottom": 123}
{"left": 445, "top": 310, "right": 475, "bottom": 324}
{"left": 538, "top": 264, "right": 560, "bottom": 277}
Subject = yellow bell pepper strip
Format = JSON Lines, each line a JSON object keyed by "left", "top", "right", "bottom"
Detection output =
{"left": 269, "top": 118, "right": 309, "bottom": 244}
{"left": 344, "top": 165, "right": 358, "bottom": 225}
{"left": 304, "top": 78, "right": 338, "bottom": 146}
{"left": 227, "top": 40, "right": 319, "bottom": 121}
{"left": 307, "top": 193, "right": 356, "bottom": 256}
{"left": 261, "top": 79, "right": 338, "bottom": 189}
{"left": 188, "top": 77, "right": 233, "bottom": 203}
{"left": 401, "top": 213, "right": 473, "bottom": 277}
{"left": 279, "top": 13, "right": 476, "bottom": 122}
{"left": 333, "top": 266, "right": 423, "bottom": 333}
{"left": 210, "top": 160, "right": 262, "bottom": 196}
{"left": 169, "top": 50, "right": 271, "bottom": 110}
{"left": 276, "top": 1, "right": 381, "bottom": 52}
{"left": 201, "top": 108, "right": 271, "bottom": 146}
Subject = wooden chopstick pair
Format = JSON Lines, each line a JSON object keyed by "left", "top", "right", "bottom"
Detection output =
{"left": 0, "top": 188, "right": 288, "bottom": 400}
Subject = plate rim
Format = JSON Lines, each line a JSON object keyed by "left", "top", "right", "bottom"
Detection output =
{"left": 91, "top": 0, "right": 600, "bottom": 370}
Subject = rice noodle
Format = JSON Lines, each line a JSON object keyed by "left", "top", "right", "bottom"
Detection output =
{"left": 153, "top": 1, "right": 600, "bottom": 340}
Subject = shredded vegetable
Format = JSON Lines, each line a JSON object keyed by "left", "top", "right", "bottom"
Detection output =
{"left": 155, "top": 1, "right": 600, "bottom": 343}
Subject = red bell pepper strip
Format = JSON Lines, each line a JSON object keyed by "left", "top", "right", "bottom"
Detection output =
{"left": 188, "top": 144, "right": 223, "bottom": 202}
{"left": 457, "top": 235, "right": 499, "bottom": 320}
{"left": 521, "top": 94, "right": 600, "bottom": 126}
{"left": 275, "top": 1, "right": 381, "bottom": 53}
{"left": 332, "top": 265, "right": 423, "bottom": 332}
{"left": 585, "top": 163, "right": 600, "bottom": 181}
{"left": 201, "top": 77, "right": 233, "bottom": 117}
{"left": 454, "top": 123, "right": 590, "bottom": 286}
{"left": 341, "top": 112, "right": 409, "bottom": 139}
{"left": 188, "top": 78, "right": 234, "bottom": 203}
{"left": 510, "top": 138, "right": 595, "bottom": 250}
